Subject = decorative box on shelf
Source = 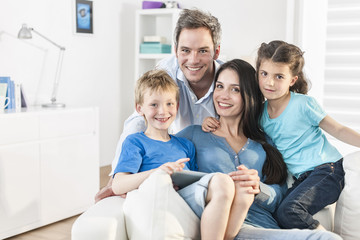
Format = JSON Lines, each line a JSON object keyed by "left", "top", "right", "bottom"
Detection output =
{"left": 140, "top": 42, "right": 171, "bottom": 54}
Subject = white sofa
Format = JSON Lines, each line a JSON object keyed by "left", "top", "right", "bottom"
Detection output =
{"left": 72, "top": 151, "right": 360, "bottom": 240}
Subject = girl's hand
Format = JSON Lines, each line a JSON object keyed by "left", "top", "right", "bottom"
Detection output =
{"left": 159, "top": 158, "right": 189, "bottom": 175}
{"left": 228, "top": 165, "right": 260, "bottom": 194}
{"left": 202, "top": 117, "right": 220, "bottom": 132}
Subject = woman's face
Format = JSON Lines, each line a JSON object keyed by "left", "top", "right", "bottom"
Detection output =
{"left": 213, "top": 69, "right": 243, "bottom": 118}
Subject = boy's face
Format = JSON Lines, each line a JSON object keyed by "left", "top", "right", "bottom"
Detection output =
{"left": 136, "top": 89, "right": 178, "bottom": 134}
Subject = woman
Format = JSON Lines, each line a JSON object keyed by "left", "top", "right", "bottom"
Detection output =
{"left": 177, "top": 59, "right": 341, "bottom": 240}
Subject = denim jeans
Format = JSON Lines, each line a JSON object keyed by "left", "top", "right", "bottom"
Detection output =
{"left": 235, "top": 224, "right": 342, "bottom": 240}
{"left": 177, "top": 173, "right": 215, "bottom": 218}
{"left": 275, "top": 159, "right": 345, "bottom": 229}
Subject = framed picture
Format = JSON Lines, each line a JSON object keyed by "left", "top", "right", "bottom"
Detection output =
{"left": 75, "top": 0, "right": 93, "bottom": 34}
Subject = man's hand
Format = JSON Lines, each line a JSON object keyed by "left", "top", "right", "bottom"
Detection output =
{"left": 95, "top": 177, "right": 125, "bottom": 203}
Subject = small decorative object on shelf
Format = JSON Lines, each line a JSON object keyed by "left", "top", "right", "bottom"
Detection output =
{"left": 140, "top": 42, "right": 171, "bottom": 54}
{"left": 141, "top": 35, "right": 171, "bottom": 54}
{"left": 143, "top": 35, "right": 167, "bottom": 44}
{"left": 142, "top": 1, "right": 180, "bottom": 9}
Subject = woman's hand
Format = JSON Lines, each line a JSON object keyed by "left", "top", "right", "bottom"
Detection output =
{"left": 202, "top": 117, "right": 220, "bottom": 132}
{"left": 228, "top": 165, "right": 260, "bottom": 194}
{"left": 159, "top": 158, "right": 189, "bottom": 175}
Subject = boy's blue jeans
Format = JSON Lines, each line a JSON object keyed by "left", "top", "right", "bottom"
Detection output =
{"left": 275, "top": 159, "right": 345, "bottom": 229}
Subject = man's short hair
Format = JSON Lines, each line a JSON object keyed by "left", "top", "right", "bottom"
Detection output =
{"left": 174, "top": 8, "right": 222, "bottom": 51}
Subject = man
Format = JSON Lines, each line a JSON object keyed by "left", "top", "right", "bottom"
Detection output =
{"left": 95, "top": 8, "right": 223, "bottom": 202}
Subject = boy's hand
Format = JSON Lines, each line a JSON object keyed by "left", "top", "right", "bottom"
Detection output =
{"left": 228, "top": 165, "right": 260, "bottom": 194}
{"left": 159, "top": 158, "right": 189, "bottom": 175}
{"left": 202, "top": 117, "right": 220, "bottom": 132}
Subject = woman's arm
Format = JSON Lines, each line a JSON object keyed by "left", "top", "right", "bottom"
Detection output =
{"left": 320, "top": 115, "right": 360, "bottom": 148}
{"left": 255, "top": 182, "right": 287, "bottom": 213}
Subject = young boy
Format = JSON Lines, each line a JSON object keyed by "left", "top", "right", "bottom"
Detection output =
{"left": 112, "top": 69, "right": 197, "bottom": 195}
{"left": 112, "top": 69, "right": 240, "bottom": 240}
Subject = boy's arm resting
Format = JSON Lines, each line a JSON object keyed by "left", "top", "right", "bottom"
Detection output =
{"left": 320, "top": 115, "right": 360, "bottom": 148}
{"left": 112, "top": 159, "right": 190, "bottom": 195}
{"left": 112, "top": 170, "right": 156, "bottom": 195}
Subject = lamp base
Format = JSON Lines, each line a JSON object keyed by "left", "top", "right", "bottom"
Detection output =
{"left": 42, "top": 102, "right": 66, "bottom": 108}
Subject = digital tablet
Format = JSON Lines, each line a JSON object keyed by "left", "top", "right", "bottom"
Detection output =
{"left": 171, "top": 170, "right": 207, "bottom": 189}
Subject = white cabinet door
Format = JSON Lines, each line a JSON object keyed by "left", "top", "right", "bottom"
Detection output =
{"left": 40, "top": 134, "right": 99, "bottom": 222}
{"left": 0, "top": 143, "right": 41, "bottom": 237}
{"left": 0, "top": 114, "right": 39, "bottom": 145}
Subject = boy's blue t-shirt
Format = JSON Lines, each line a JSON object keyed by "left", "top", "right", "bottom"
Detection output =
{"left": 113, "top": 132, "right": 197, "bottom": 175}
{"left": 260, "top": 92, "right": 342, "bottom": 178}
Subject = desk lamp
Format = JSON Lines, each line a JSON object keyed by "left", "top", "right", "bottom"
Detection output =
{"left": 18, "top": 24, "right": 66, "bottom": 108}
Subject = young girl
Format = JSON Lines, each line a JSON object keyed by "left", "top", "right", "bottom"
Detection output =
{"left": 256, "top": 40, "right": 360, "bottom": 230}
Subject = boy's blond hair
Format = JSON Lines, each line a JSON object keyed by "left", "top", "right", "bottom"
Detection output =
{"left": 135, "top": 69, "right": 179, "bottom": 106}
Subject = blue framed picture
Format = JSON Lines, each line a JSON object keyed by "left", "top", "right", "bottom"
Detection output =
{"left": 76, "top": 0, "right": 93, "bottom": 34}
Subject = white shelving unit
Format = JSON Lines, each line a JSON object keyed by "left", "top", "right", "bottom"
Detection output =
{"left": 134, "top": 8, "right": 181, "bottom": 82}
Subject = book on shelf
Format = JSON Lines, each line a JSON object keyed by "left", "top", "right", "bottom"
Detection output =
{"left": 20, "top": 84, "right": 28, "bottom": 108}
{"left": 0, "top": 82, "right": 8, "bottom": 98}
{"left": 0, "top": 76, "right": 27, "bottom": 110}
{"left": 14, "top": 82, "right": 21, "bottom": 109}
{"left": 0, "top": 77, "right": 11, "bottom": 109}
{"left": 143, "top": 35, "right": 167, "bottom": 44}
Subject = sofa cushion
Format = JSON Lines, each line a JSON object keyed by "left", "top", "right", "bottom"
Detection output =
{"left": 72, "top": 196, "right": 128, "bottom": 240}
{"left": 123, "top": 169, "right": 201, "bottom": 240}
{"left": 334, "top": 151, "right": 360, "bottom": 240}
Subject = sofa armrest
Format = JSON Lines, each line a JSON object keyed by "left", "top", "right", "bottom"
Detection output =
{"left": 314, "top": 203, "right": 336, "bottom": 231}
{"left": 71, "top": 196, "right": 128, "bottom": 240}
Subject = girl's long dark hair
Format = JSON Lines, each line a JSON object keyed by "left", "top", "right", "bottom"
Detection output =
{"left": 215, "top": 59, "right": 287, "bottom": 184}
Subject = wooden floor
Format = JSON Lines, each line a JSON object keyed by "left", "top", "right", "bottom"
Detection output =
{"left": 5, "top": 165, "right": 111, "bottom": 240}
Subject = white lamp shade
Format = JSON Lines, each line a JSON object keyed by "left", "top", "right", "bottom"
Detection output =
{"left": 18, "top": 24, "right": 32, "bottom": 39}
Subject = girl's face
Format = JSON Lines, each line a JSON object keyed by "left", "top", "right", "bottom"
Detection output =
{"left": 258, "top": 59, "right": 298, "bottom": 101}
{"left": 213, "top": 69, "right": 242, "bottom": 118}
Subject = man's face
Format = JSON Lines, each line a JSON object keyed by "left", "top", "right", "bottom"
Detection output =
{"left": 175, "top": 27, "right": 220, "bottom": 85}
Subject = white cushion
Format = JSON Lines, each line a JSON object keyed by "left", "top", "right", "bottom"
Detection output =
{"left": 72, "top": 196, "right": 128, "bottom": 240}
{"left": 123, "top": 169, "right": 201, "bottom": 240}
{"left": 334, "top": 151, "right": 360, "bottom": 240}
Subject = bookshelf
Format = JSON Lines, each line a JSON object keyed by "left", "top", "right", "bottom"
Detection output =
{"left": 134, "top": 8, "right": 181, "bottom": 82}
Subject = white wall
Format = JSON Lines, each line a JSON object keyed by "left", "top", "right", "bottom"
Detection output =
{"left": 0, "top": 0, "right": 289, "bottom": 167}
